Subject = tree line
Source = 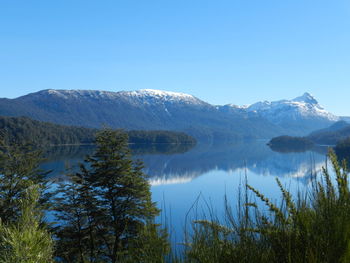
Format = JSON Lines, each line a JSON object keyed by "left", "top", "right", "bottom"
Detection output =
{"left": 0, "top": 115, "right": 196, "bottom": 147}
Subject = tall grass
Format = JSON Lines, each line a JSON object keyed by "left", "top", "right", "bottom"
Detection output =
{"left": 182, "top": 150, "right": 350, "bottom": 263}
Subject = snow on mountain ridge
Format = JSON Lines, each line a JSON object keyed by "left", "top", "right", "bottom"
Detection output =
{"left": 245, "top": 92, "right": 339, "bottom": 122}
{"left": 292, "top": 92, "right": 318, "bottom": 104}
{"left": 225, "top": 103, "right": 250, "bottom": 109}
{"left": 39, "top": 89, "right": 204, "bottom": 105}
{"left": 28, "top": 89, "right": 338, "bottom": 121}
{"left": 135, "top": 89, "right": 195, "bottom": 99}
{"left": 122, "top": 89, "right": 204, "bottom": 105}
{"left": 44, "top": 89, "right": 120, "bottom": 99}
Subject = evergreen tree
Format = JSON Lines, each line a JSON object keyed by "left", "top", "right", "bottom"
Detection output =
{"left": 0, "top": 139, "right": 49, "bottom": 224}
{"left": 54, "top": 129, "right": 168, "bottom": 262}
{"left": 53, "top": 166, "right": 105, "bottom": 263}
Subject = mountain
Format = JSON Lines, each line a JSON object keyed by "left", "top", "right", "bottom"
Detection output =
{"left": 0, "top": 89, "right": 287, "bottom": 141}
{"left": 309, "top": 120, "right": 350, "bottom": 136}
{"left": 243, "top": 92, "right": 339, "bottom": 134}
{"left": 0, "top": 89, "right": 339, "bottom": 141}
{"left": 341, "top": 116, "right": 350, "bottom": 123}
{"left": 307, "top": 121, "right": 350, "bottom": 145}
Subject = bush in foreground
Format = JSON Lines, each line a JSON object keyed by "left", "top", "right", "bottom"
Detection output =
{"left": 184, "top": 150, "right": 350, "bottom": 263}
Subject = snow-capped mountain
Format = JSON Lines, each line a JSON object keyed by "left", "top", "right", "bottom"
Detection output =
{"left": 0, "top": 89, "right": 339, "bottom": 140}
{"left": 121, "top": 89, "right": 207, "bottom": 105}
{"left": 0, "top": 89, "right": 287, "bottom": 141}
{"left": 225, "top": 92, "right": 339, "bottom": 134}
{"left": 42, "top": 89, "right": 207, "bottom": 106}
{"left": 246, "top": 92, "right": 338, "bottom": 122}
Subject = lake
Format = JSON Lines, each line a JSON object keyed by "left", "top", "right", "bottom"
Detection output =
{"left": 41, "top": 140, "right": 330, "bottom": 246}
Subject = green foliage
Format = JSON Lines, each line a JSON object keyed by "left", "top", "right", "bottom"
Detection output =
{"left": 52, "top": 174, "right": 101, "bottom": 263}
{"left": 0, "top": 115, "right": 196, "bottom": 147}
{"left": 0, "top": 115, "right": 97, "bottom": 146}
{"left": 0, "top": 185, "right": 53, "bottom": 263}
{"left": 335, "top": 137, "right": 350, "bottom": 164}
{"left": 184, "top": 150, "right": 350, "bottom": 263}
{"left": 120, "top": 223, "right": 170, "bottom": 263}
{"left": 0, "top": 126, "right": 173, "bottom": 262}
{"left": 54, "top": 129, "right": 169, "bottom": 262}
{"left": 0, "top": 140, "right": 49, "bottom": 224}
{"left": 268, "top": 135, "right": 314, "bottom": 153}
{"left": 0, "top": 139, "right": 53, "bottom": 262}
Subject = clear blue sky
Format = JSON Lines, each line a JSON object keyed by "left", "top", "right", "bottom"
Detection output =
{"left": 1, "top": 0, "right": 350, "bottom": 115}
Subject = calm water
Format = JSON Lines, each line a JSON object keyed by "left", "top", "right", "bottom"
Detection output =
{"left": 41, "top": 140, "right": 329, "bottom": 245}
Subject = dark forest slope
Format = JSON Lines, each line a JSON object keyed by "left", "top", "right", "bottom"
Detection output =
{"left": 0, "top": 116, "right": 196, "bottom": 147}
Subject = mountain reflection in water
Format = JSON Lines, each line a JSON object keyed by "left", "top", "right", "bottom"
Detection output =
{"left": 41, "top": 140, "right": 328, "bottom": 185}
{"left": 40, "top": 141, "right": 330, "bottom": 246}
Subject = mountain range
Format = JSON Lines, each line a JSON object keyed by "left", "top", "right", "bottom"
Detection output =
{"left": 0, "top": 89, "right": 342, "bottom": 141}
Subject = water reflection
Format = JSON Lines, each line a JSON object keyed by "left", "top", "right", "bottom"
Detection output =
{"left": 41, "top": 141, "right": 328, "bottom": 184}
{"left": 41, "top": 145, "right": 95, "bottom": 179}
{"left": 138, "top": 141, "right": 328, "bottom": 185}
{"left": 41, "top": 141, "right": 329, "bottom": 246}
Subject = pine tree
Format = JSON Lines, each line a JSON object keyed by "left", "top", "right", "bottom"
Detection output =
{"left": 54, "top": 129, "right": 168, "bottom": 262}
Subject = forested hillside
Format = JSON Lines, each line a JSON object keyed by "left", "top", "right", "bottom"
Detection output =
{"left": 0, "top": 116, "right": 96, "bottom": 146}
{"left": 0, "top": 116, "right": 196, "bottom": 146}
{"left": 268, "top": 121, "right": 350, "bottom": 152}
{"left": 267, "top": 135, "right": 314, "bottom": 152}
